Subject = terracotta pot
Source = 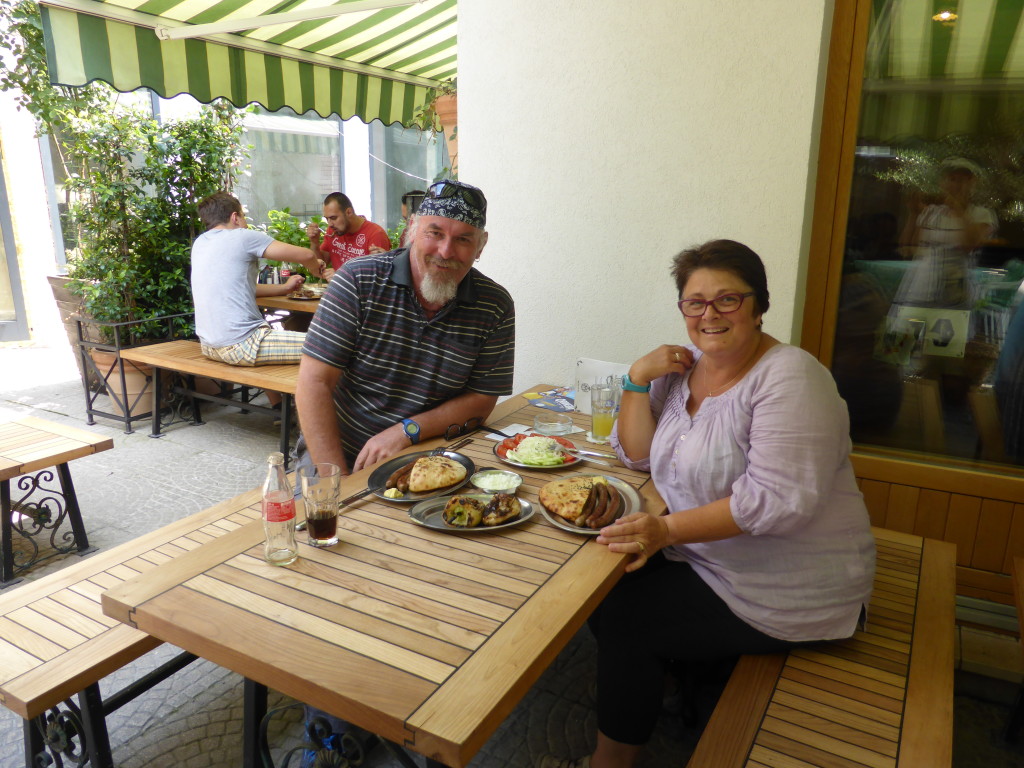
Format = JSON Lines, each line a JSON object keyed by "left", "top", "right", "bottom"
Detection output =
{"left": 432, "top": 93, "right": 458, "bottom": 174}
{"left": 89, "top": 349, "right": 153, "bottom": 418}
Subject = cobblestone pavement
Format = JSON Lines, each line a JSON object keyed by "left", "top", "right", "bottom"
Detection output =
{"left": 1, "top": 345, "right": 1020, "bottom": 768}
{"left": 0, "top": 345, "right": 715, "bottom": 768}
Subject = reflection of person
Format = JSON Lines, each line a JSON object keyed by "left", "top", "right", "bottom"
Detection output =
{"left": 295, "top": 180, "right": 515, "bottom": 475}
{"left": 399, "top": 188, "right": 426, "bottom": 247}
{"left": 540, "top": 240, "right": 875, "bottom": 768}
{"left": 191, "top": 192, "right": 325, "bottom": 369}
{"left": 305, "top": 192, "right": 391, "bottom": 269}
{"left": 995, "top": 303, "right": 1024, "bottom": 462}
{"left": 896, "top": 157, "right": 996, "bottom": 307}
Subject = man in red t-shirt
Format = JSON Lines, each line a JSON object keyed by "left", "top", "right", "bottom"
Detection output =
{"left": 306, "top": 192, "right": 391, "bottom": 270}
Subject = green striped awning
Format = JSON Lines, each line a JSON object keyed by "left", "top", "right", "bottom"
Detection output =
{"left": 860, "top": 0, "right": 1024, "bottom": 141}
{"left": 39, "top": 0, "right": 457, "bottom": 127}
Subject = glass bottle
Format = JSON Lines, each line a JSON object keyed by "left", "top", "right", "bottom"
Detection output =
{"left": 262, "top": 452, "right": 298, "bottom": 566}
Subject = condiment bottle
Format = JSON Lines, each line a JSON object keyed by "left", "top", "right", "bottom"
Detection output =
{"left": 262, "top": 452, "right": 298, "bottom": 566}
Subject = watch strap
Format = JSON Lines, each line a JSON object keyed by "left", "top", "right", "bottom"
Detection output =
{"left": 401, "top": 418, "right": 421, "bottom": 444}
{"left": 621, "top": 373, "right": 651, "bottom": 393}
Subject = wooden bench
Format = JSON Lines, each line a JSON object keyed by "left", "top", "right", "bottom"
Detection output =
{"left": 687, "top": 527, "right": 956, "bottom": 767}
{"left": 0, "top": 487, "right": 262, "bottom": 768}
{"left": 1, "top": 418, "right": 113, "bottom": 586}
{"left": 119, "top": 340, "right": 299, "bottom": 466}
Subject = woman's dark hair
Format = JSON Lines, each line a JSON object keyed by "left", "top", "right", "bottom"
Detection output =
{"left": 197, "top": 192, "right": 243, "bottom": 229}
{"left": 670, "top": 239, "right": 770, "bottom": 316}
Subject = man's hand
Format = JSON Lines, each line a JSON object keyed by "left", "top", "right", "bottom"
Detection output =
{"left": 283, "top": 274, "right": 305, "bottom": 293}
{"left": 352, "top": 424, "right": 409, "bottom": 473}
{"left": 368, "top": 245, "right": 388, "bottom": 255}
{"left": 306, "top": 222, "right": 322, "bottom": 242}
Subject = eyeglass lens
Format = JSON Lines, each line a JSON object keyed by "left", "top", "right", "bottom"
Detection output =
{"left": 679, "top": 293, "right": 749, "bottom": 316}
{"left": 428, "top": 181, "right": 486, "bottom": 212}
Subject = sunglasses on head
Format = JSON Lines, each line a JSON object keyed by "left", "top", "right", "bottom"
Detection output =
{"left": 426, "top": 180, "right": 487, "bottom": 214}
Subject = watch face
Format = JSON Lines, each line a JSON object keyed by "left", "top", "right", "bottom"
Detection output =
{"left": 404, "top": 420, "right": 419, "bottom": 437}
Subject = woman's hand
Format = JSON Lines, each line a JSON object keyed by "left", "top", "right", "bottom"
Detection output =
{"left": 628, "top": 345, "right": 694, "bottom": 387}
{"left": 596, "top": 513, "right": 670, "bottom": 572}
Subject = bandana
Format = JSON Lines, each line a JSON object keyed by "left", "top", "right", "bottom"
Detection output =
{"left": 416, "top": 182, "right": 487, "bottom": 229}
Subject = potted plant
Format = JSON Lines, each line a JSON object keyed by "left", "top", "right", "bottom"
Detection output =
{"left": 0, "top": 1, "right": 248, "bottom": 425}
{"left": 412, "top": 78, "right": 458, "bottom": 176}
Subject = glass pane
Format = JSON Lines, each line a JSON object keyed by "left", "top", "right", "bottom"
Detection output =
{"left": 834, "top": 0, "right": 1024, "bottom": 467}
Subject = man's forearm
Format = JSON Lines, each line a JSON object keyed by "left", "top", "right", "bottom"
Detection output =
{"left": 406, "top": 391, "right": 498, "bottom": 441}
{"left": 296, "top": 366, "right": 349, "bottom": 473}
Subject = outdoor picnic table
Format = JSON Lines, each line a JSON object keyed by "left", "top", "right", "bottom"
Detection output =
{"left": 101, "top": 386, "right": 662, "bottom": 767}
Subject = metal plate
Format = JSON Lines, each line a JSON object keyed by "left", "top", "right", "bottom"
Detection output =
{"left": 536, "top": 474, "right": 643, "bottom": 535}
{"left": 492, "top": 434, "right": 583, "bottom": 471}
{"left": 408, "top": 495, "right": 534, "bottom": 532}
{"left": 368, "top": 451, "right": 475, "bottom": 503}
{"left": 287, "top": 294, "right": 320, "bottom": 301}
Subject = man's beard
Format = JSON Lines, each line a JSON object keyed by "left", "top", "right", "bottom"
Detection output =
{"left": 419, "top": 270, "right": 459, "bottom": 305}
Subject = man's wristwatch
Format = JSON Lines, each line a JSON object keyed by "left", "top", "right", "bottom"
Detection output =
{"left": 621, "top": 373, "right": 651, "bottom": 393}
{"left": 401, "top": 418, "right": 421, "bottom": 444}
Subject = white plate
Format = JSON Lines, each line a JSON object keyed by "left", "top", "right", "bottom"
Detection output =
{"left": 492, "top": 434, "right": 584, "bottom": 471}
{"left": 408, "top": 495, "right": 534, "bottom": 532}
{"left": 536, "top": 474, "right": 643, "bottom": 535}
{"left": 368, "top": 451, "right": 475, "bottom": 503}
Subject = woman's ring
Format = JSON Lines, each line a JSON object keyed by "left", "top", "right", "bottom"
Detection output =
{"left": 636, "top": 540, "right": 646, "bottom": 555}
{"left": 673, "top": 351, "right": 680, "bottom": 362}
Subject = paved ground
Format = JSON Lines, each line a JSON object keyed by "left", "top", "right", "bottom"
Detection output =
{"left": 0, "top": 343, "right": 1021, "bottom": 767}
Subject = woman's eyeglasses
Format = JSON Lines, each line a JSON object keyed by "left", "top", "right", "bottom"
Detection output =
{"left": 677, "top": 292, "right": 754, "bottom": 317}
{"left": 426, "top": 180, "right": 487, "bottom": 214}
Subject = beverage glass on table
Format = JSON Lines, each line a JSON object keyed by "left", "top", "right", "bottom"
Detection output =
{"left": 300, "top": 463, "right": 341, "bottom": 547}
{"left": 590, "top": 383, "right": 621, "bottom": 443}
{"left": 534, "top": 411, "right": 574, "bottom": 435}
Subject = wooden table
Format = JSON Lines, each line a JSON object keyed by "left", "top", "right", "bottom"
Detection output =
{"left": 1, "top": 417, "right": 113, "bottom": 584}
{"left": 102, "top": 390, "right": 663, "bottom": 767}
{"left": 257, "top": 295, "right": 322, "bottom": 314}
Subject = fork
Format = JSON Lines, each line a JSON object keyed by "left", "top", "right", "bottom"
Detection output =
{"left": 432, "top": 436, "right": 473, "bottom": 456}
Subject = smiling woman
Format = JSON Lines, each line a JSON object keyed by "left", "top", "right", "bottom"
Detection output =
{"left": 539, "top": 239, "right": 876, "bottom": 768}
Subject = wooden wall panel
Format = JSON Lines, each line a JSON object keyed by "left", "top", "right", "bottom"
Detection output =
{"left": 945, "top": 496, "right": 982, "bottom": 567}
{"left": 971, "top": 500, "right": 1014, "bottom": 572}
{"left": 860, "top": 480, "right": 890, "bottom": 528}
{"left": 913, "top": 489, "right": 949, "bottom": 541}
{"left": 885, "top": 485, "right": 919, "bottom": 532}
{"left": 1001, "top": 504, "right": 1024, "bottom": 575}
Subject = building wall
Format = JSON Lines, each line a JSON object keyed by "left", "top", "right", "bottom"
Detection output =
{"left": 459, "top": 0, "right": 834, "bottom": 392}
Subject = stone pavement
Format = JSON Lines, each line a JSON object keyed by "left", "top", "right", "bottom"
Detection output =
{"left": 0, "top": 345, "right": 713, "bottom": 768}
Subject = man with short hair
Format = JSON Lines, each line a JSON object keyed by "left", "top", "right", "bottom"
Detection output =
{"left": 191, "top": 192, "right": 326, "bottom": 371}
{"left": 398, "top": 189, "right": 425, "bottom": 248}
{"left": 305, "top": 191, "right": 392, "bottom": 270}
{"left": 296, "top": 180, "right": 515, "bottom": 475}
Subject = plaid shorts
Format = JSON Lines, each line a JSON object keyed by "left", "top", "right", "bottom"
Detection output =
{"left": 201, "top": 325, "right": 305, "bottom": 366}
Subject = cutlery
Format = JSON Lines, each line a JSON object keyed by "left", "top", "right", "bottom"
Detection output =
{"left": 565, "top": 445, "right": 617, "bottom": 459}
{"left": 431, "top": 436, "right": 473, "bottom": 456}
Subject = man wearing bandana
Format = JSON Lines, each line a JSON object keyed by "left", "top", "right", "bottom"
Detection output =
{"left": 295, "top": 180, "right": 516, "bottom": 475}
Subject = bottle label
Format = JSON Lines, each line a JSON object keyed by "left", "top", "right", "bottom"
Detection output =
{"left": 263, "top": 498, "right": 295, "bottom": 523}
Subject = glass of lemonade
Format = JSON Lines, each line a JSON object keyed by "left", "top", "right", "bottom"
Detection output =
{"left": 590, "top": 383, "right": 620, "bottom": 443}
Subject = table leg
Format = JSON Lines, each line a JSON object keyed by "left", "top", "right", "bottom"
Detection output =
{"left": 55, "top": 462, "right": 94, "bottom": 555}
{"left": 78, "top": 683, "right": 114, "bottom": 768}
{"left": 280, "top": 393, "right": 293, "bottom": 470}
{"left": 243, "top": 678, "right": 268, "bottom": 768}
{"left": 24, "top": 715, "right": 44, "bottom": 768}
{"left": 149, "top": 367, "right": 164, "bottom": 438}
{"left": 1, "top": 479, "right": 14, "bottom": 585}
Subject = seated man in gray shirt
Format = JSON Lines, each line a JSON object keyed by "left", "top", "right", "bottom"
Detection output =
{"left": 191, "top": 193, "right": 328, "bottom": 375}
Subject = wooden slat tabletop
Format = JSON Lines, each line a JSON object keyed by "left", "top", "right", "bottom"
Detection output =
{"left": 0, "top": 417, "right": 113, "bottom": 482}
{"left": 120, "top": 341, "right": 299, "bottom": 394}
{"left": 101, "top": 389, "right": 659, "bottom": 767}
{"left": 0, "top": 494, "right": 262, "bottom": 719}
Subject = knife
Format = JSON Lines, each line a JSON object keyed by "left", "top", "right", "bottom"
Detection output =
{"left": 565, "top": 445, "right": 617, "bottom": 459}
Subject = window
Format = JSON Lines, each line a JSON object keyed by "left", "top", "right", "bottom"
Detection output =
{"left": 832, "top": 0, "right": 1024, "bottom": 466}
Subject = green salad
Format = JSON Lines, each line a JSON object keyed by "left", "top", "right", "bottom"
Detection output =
{"left": 506, "top": 436, "right": 567, "bottom": 466}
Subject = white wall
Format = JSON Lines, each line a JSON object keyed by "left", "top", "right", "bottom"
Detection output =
{"left": 460, "top": 0, "right": 832, "bottom": 393}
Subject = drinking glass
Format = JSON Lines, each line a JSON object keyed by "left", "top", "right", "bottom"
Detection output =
{"left": 300, "top": 463, "right": 341, "bottom": 547}
{"left": 590, "top": 383, "right": 620, "bottom": 443}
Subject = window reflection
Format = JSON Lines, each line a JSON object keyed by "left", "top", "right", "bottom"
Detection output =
{"left": 834, "top": 0, "right": 1024, "bottom": 466}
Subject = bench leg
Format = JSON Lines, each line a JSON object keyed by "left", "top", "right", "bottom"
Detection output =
{"left": 148, "top": 367, "right": 165, "bottom": 438}
{"left": 184, "top": 374, "right": 204, "bottom": 425}
{"left": 243, "top": 678, "right": 268, "bottom": 768}
{"left": 25, "top": 686, "right": 113, "bottom": 768}
{"left": 55, "top": 463, "right": 93, "bottom": 556}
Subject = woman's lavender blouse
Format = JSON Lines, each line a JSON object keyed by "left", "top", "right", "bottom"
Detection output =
{"left": 611, "top": 344, "right": 875, "bottom": 642}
